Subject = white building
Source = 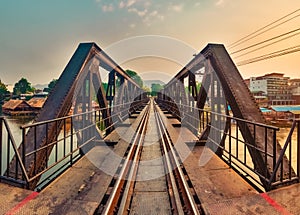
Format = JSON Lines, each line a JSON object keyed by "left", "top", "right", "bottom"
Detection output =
{"left": 249, "top": 73, "right": 294, "bottom": 106}
{"left": 249, "top": 78, "right": 268, "bottom": 94}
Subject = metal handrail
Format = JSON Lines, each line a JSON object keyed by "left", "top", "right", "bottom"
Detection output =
{"left": 157, "top": 98, "right": 299, "bottom": 191}
{"left": 20, "top": 101, "right": 144, "bottom": 129}
{"left": 0, "top": 97, "right": 148, "bottom": 189}
{"left": 159, "top": 99, "right": 280, "bottom": 130}
{"left": 0, "top": 117, "right": 30, "bottom": 182}
{"left": 268, "top": 119, "right": 300, "bottom": 188}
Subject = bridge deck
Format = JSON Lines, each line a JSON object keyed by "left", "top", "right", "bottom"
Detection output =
{"left": 0, "top": 107, "right": 299, "bottom": 214}
{"left": 128, "top": 101, "right": 170, "bottom": 214}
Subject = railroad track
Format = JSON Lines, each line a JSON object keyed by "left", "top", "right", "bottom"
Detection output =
{"left": 154, "top": 101, "right": 203, "bottom": 215}
{"left": 94, "top": 98, "right": 203, "bottom": 214}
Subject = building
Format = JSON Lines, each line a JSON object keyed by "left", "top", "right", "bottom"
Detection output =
{"left": 2, "top": 97, "right": 47, "bottom": 116}
{"left": 249, "top": 73, "right": 294, "bottom": 106}
{"left": 271, "top": 105, "right": 300, "bottom": 121}
{"left": 2, "top": 100, "right": 34, "bottom": 116}
{"left": 251, "top": 91, "right": 268, "bottom": 107}
{"left": 289, "top": 79, "right": 300, "bottom": 105}
{"left": 27, "top": 97, "right": 47, "bottom": 112}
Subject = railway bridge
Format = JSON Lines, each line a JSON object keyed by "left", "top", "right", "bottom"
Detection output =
{"left": 0, "top": 42, "right": 300, "bottom": 214}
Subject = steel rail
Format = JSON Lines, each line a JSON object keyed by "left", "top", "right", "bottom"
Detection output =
{"left": 101, "top": 103, "right": 150, "bottom": 215}
{"left": 154, "top": 106, "right": 184, "bottom": 215}
{"left": 154, "top": 102, "right": 201, "bottom": 215}
{"left": 116, "top": 102, "right": 150, "bottom": 215}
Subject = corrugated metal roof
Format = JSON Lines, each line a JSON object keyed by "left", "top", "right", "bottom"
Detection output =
{"left": 27, "top": 97, "right": 46, "bottom": 108}
{"left": 2, "top": 100, "right": 28, "bottom": 110}
{"left": 289, "top": 110, "right": 300, "bottom": 115}
{"left": 260, "top": 107, "right": 272, "bottom": 113}
{"left": 271, "top": 106, "right": 300, "bottom": 112}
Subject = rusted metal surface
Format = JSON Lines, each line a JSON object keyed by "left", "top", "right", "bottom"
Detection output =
{"left": 1, "top": 100, "right": 300, "bottom": 214}
{"left": 156, "top": 106, "right": 291, "bottom": 214}
{"left": 6, "top": 42, "right": 147, "bottom": 190}
{"left": 0, "top": 111, "right": 146, "bottom": 214}
{"left": 158, "top": 43, "right": 296, "bottom": 191}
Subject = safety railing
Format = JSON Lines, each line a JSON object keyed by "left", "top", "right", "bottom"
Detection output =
{"left": 0, "top": 98, "right": 148, "bottom": 190}
{"left": 157, "top": 98, "right": 300, "bottom": 191}
{"left": 268, "top": 119, "right": 300, "bottom": 190}
{"left": 0, "top": 117, "right": 29, "bottom": 186}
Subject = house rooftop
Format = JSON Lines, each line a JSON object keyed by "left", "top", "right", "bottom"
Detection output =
{"left": 2, "top": 100, "right": 27, "bottom": 110}
{"left": 27, "top": 97, "right": 46, "bottom": 108}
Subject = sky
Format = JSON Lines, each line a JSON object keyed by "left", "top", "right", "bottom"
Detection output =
{"left": 1, "top": 0, "right": 300, "bottom": 88}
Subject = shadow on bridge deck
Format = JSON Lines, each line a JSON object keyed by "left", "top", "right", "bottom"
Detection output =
{"left": 0, "top": 105, "right": 299, "bottom": 215}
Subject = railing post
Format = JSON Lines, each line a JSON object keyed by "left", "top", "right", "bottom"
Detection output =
{"left": 34, "top": 126, "right": 37, "bottom": 175}
{"left": 45, "top": 123, "right": 48, "bottom": 169}
{"left": 265, "top": 127, "right": 268, "bottom": 180}
{"left": 70, "top": 117, "right": 73, "bottom": 167}
{"left": 0, "top": 118, "right": 2, "bottom": 176}
{"left": 273, "top": 128, "right": 277, "bottom": 183}
{"left": 63, "top": 119, "right": 66, "bottom": 158}
{"left": 6, "top": 128, "right": 10, "bottom": 177}
{"left": 297, "top": 120, "right": 300, "bottom": 178}
{"left": 228, "top": 119, "right": 232, "bottom": 168}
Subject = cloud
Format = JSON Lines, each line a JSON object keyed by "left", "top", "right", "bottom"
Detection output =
{"left": 95, "top": 0, "right": 167, "bottom": 25}
{"left": 215, "top": 0, "right": 225, "bottom": 6}
{"left": 144, "top": 1, "right": 151, "bottom": 8}
{"left": 102, "top": 4, "right": 114, "bottom": 12}
{"left": 149, "top": 10, "right": 164, "bottom": 20}
{"left": 142, "top": 10, "right": 164, "bottom": 26}
{"left": 127, "top": 0, "right": 137, "bottom": 7}
{"left": 128, "top": 8, "right": 148, "bottom": 17}
{"left": 158, "top": 15, "right": 164, "bottom": 21}
{"left": 169, "top": 3, "right": 184, "bottom": 12}
{"left": 129, "top": 23, "right": 136, "bottom": 28}
{"left": 195, "top": 2, "right": 201, "bottom": 7}
{"left": 149, "top": 10, "right": 157, "bottom": 16}
{"left": 119, "top": 1, "right": 126, "bottom": 9}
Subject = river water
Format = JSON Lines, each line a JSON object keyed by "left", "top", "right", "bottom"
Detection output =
{"left": 1, "top": 115, "right": 79, "bottom": 189}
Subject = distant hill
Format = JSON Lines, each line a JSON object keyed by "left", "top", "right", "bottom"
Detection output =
{"left": 144, "top": 80, "right": 165, "bottom": 88}
{"left": 33, "top": 84, "right": 48, "bottom": 90}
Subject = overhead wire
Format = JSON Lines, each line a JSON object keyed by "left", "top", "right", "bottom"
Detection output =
{"left": 228, "top": 8, "right": 300, "bottom": 49}
{"left": 236, "top": 45, "right": 300, "bottom": 66}
{"left": 231, "top": 28, "right": 300, "bottom": 58}
{"left": 234, "top": 32, "right": 300, "bottom": 59}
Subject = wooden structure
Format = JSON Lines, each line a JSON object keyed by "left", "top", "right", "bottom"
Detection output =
{"left": 2, "top": 100, "right": 34, "bottom": 116}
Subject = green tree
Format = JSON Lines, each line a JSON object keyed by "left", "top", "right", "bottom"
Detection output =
{"left": 196, "top": 81, "right": 201, "bottom": 92}
{"left": 185, "top": 81, "right": 201, "bottom": 95}
{"left": 13, "top": 78, "right": 34, "bottom": 96}
{"left": 125, "top": 70, "right": 143, "bottom": 87}
{"left": 102, "top": 82, "right": 108, "bottom": 92}
{"left": 143, "top": 86, "right": 151, "bottom": 96}
{"left": 151, "top": 83, "right": 164, "bottom": 96}
{"left": 0, "top": 79, "right": 9, "bottom": 103}
{"left": 44, "top": 79, "right": 58, "bottom": 93}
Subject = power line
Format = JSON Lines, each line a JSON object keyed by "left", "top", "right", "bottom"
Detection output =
{"left": 228, "top": 8, "right": 300, "bottom": 49}
{"left": 229, "top": 14, "right": 300, "bottom": 49}
{"left": 236, "top": 45, "right": 300, "bottom": 66}
{"left": 230, "top": 27, "right": 300, "bottom": 55}
{"left": 234, "top": 31, "right": 300, "bottom": 59}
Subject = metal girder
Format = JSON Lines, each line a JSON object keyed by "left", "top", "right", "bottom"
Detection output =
{"left": 159, "top": 43, "right": 295, "bottom": 190}
{"left": 8, "top": 42, "right": 145, "bottom": 190}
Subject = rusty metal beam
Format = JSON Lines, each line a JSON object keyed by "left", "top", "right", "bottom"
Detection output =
{"left": 159, "top": 43, "right": 295, "bottom": 190}
{"left": 8, "top": 42, "right": 145, "bottom": 189}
